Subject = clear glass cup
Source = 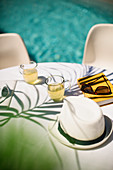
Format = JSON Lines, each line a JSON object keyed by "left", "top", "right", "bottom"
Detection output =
{"left": 46, "top": 75, "right": 70, "bottom": 102}
{"left": 20, "top": 61, "right": 38, "bottom": 85}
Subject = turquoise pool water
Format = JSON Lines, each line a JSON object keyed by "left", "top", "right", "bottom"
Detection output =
{"left": 0, "top": 0, "right": 113, "bottom": 63}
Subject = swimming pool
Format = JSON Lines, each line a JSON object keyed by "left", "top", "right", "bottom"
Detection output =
{"left": 0, "top": 0, "right": 113, "bottom": 63}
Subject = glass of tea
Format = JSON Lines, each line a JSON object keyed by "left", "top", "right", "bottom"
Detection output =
{"left": 19, "top": 61, "right": 38, "bottom": 85}
{"left": 46, "top": 75, "right": 70, "bottom": 102}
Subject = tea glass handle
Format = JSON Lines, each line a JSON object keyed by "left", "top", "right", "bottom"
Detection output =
{"left": 64, "top": 80, "right": 71, "bottom": 90}
{"left": 19, "top": 64, "right": 24, "bottom": 74}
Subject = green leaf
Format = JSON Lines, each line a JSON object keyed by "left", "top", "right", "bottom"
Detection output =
{"left": 15, "top": 91, "right": 31, "bottom": 109}
{"left": 0, "top": 105, "right": 9, "bottom": 110}
{"left": 28, "top": 110, "right": 60, "bottom": 115}
{"left": 0, "top": 117, "right": 11, "bottom": 126}
{"left": 33, "top": 86, "right": 40, "bottom": 107}
{"left": 0, "top": 112, "right": 14, "bottom": 117}
{"left": 39, "top": 104, "right": 62, "bottom": 109}
{"left": 13, "top": 93, "right": 24, "bottom": 111}
{"left": 22, "top": 112, "right": 55, "bottom": 121}
{"left": 0, "top": 106, "right": 18, "bottom": 114}
{"left": 0, "top": 96, "right": 10, "bottom": 104}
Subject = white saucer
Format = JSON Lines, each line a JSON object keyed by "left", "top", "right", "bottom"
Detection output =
{"left": 48, "top": 115, "right": 113, "bottom": 150}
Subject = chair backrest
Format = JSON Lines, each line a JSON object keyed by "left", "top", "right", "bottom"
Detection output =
{"left": 82, "top": 24, "right": 113, "bottom": 71}
{"left": 0, "top": 33, "right": 30, "bottom": 69}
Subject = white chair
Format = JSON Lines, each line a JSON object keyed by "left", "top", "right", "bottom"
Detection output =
{"left": 82, "top": 24, "right": 113, "bottom": 71}
{"left": 0, "top": 33, "right": 30, "bottom": 69}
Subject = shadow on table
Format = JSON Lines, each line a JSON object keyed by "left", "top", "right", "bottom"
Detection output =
{"left": 91, "top": 118, "right": 113, "bottom": 150}
{"left": 65, "top": 84, "right": 83, "bottom": 97}
{"left": 35, "top": 76, "right": 47, "bottom": 85}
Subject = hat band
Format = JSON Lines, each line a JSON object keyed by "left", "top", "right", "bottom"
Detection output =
{"left": 58, "top": 122, "right": 106, "bottom": 146}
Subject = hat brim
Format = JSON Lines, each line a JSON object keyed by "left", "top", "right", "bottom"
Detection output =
{"left": 48, "top": 115, "right": 113, "bottom": 150}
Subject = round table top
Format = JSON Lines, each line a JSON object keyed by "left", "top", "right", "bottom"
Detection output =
{"left": 0, "top": 62, "right": 113, "bottom": 170}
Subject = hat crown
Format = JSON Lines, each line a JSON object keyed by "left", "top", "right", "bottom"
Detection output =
{"left": 59, "top": 96, "right": 105, "bottom": 141}
{"left": 64, "top": 97, "right": 102, "bottom": 122}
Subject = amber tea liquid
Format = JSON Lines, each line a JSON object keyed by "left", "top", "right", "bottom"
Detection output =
{"left": 23, "top": 68, "right": 38, "bottom": 85}
{"left": 48, "top": 83, "right": 64, "bottom": 102}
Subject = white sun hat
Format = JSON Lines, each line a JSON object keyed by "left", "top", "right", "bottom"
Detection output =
{"left": 59, "top": 96, "right": 105, "bottom": 141}
{"left": 48, "top": 96, "right": 113, "bottom": 149}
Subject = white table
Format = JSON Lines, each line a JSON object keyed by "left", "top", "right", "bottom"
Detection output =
{"left": 0, "top": 62, "right": 113, "bottom": 170}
